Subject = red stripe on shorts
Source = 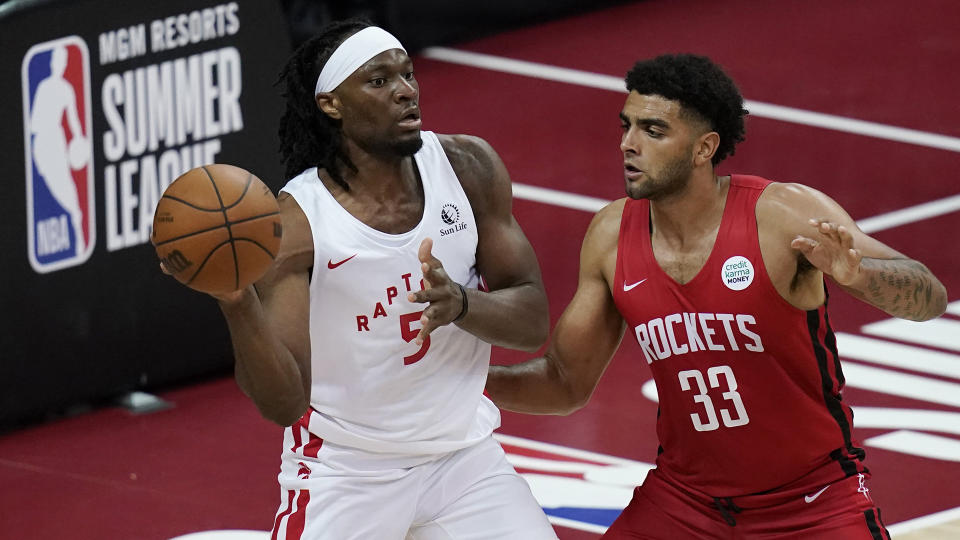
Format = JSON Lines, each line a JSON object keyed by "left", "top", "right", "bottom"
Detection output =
{"left": 303, "top": 432, "right": 323, "bottom": 458}
{"left": 301, "top": 411, "right": 323, "bottom": 457}
{"left": 271, "top": 490, "right": 296, "bottom": 540}
{"left": 289, "top": 410, "right": 310, "bottom": 453}
{"left": 284, "top": 489, "right": 311, "bottom": 540}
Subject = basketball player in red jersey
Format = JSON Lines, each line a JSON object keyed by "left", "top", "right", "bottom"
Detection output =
{"left": 159, "top": 19, "right": 557, "bottom": 540}
{"left": 485, "top": 54, "right": 948, "bottom": 539}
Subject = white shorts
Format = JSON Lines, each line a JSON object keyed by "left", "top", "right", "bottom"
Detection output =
{"left": 270, "top": 434, "right": 558, "bottom": 540}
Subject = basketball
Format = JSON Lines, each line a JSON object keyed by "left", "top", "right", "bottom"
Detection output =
{"left": 152, "top": 164, "right": 282, "bottom": 295}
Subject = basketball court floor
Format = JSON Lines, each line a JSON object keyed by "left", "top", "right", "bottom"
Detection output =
{"left": 2, "top": 1, "right": 959, "bottom": 538}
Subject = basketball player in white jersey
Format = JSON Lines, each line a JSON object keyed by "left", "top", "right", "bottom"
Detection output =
{"left": 205, "top": 21, "right": 557, "bottom": 539}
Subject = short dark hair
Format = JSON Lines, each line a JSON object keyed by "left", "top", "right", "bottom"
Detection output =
{"left": 625, "top": 54, "right": 747, "bottom": 165}
{"left": 275, "top": 19, "right": 371, "bottom": 189}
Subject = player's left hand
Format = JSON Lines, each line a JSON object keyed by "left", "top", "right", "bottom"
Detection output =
{"left": 790, "top": 219, "right": 862, "bottom": 285}
{"left": 408, "top": 237, "right": 467, "bottom": 345}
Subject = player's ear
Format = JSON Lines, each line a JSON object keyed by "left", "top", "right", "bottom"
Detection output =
{"left": 316, "top": 92, "right": 341, "bottom": 120}
{"left": 694, "top": 131, "right": 719, "bottom": 167}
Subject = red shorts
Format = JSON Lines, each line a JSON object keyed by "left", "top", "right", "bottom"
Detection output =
{"left": 603, "top": 468, "right": 890, "bottom": 539}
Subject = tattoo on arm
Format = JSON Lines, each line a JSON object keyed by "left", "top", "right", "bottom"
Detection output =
{"left": 861, "top": 258, "right": 937, "bottom": 320}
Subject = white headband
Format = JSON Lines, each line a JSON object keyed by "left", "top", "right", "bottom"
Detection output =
{"left": 314, "top": 27, "right": 406, "bottom": 94}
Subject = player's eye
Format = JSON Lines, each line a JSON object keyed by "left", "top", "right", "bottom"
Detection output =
{"left": 370, "top": 78, "right": 386, "bottom": 87}
{"left": 402, "top": 71, "right": 415, "bottom": 81}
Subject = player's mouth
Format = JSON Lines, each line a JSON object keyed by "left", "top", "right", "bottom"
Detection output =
{"left": 398, "top": 108, "right": 421, "bottom": 130}
{"left": 624, "top": 162, "right": 644, "bottom": 180}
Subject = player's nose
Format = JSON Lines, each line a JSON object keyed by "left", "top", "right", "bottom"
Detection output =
{"left": 620, "top": 128, "right": 642, "bottom": 154}
{"left": 394, "top": 77, "right": 417, "bottom": 102}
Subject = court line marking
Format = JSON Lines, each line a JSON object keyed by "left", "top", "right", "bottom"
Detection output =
{"left": 426, "top": 48, "right": 960, "bottom": 230}
{"left": 512, "top": 183, "right": 609, "bottom": 214}
{"left": 421, "top": 47, "right": 960, "bottom": 153}
{"left": 500, "top": 432, "right": 960, "bottom": 534}
{"left": 512, "top": 182, "right": 960, "bottom": 234}
{"left": 547, "top": 516, "right": 607, "bottom": 534}
{"left": 423, "top": 48, "right": 960, "bottom": 230}
{"left": 865, "top": 430, "right": 960, "bottom": 463}
{"left": 156, "top": 507, "right": 959, "bottom": 538}
{"left": 856, "top": 193, "right": 960, "bottom": 233}
{"left": 854, "top": 407, "right": 960, "bottom": 437}
{"left": 862, "top": 317, "right": 960, "bottom": 353}
{"left": 495, "top": 432, "right": 647, "bottom": 466}
{"left": 835, "top": 332, "right": 960, "bottom": 380}
{"left": 886, "top": 505, "right": 960, "bottom": 535}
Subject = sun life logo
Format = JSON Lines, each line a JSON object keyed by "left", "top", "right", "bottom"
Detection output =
{"left": 439, "top": 203, "right": 468, "bottom": 237}
{"left": 441, "top": 203, "right": 460, "bottom": 225}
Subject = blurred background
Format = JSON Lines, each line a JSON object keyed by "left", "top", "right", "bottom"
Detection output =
{"left": 2, "top": 0, "right": 958, "bottom": 538}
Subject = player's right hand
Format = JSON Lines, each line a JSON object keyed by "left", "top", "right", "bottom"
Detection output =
{"left": 157, "top": 260, "right": 249, "bottom": 304}
{"left": 407, "top": 237, "right": 467, "bottom": 345}
{"left": 790, "top": 218, "right": 863, "bottom": 286}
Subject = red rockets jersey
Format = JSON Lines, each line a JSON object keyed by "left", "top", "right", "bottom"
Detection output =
{"left": 612, "top": 175, "right": 866, "bottom": 496}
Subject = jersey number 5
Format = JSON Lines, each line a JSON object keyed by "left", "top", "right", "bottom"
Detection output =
{"left": 678, "top": 366, "right": 749, "bottom": 431}
{"left": 400, "top": 311, "right": 430, "bottom": 365}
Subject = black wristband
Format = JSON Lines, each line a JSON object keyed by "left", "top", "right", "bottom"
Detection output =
{"left": 452, "top": 283, "right": 469, "bottom": 323}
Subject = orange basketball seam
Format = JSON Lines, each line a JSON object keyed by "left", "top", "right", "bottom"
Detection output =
{"left": 232, "top": 238, "right": 279, "bottom": 259}
{"left": 159, "top": 194, "right": 226, "bottom": 212}
{"left": 201, "top": 165, "right": 240, "bottom": 291}
{"left": 184, "top": 239, "right": 233, "bottom": 288}
{"left": 219, "top": 172, "right": 254, "bottom": 210}
{"left": 228, "top": 212, "right": 281, "bottom": 227}
{"left": 154, "top": 224, "right": 228, "bottom": 247}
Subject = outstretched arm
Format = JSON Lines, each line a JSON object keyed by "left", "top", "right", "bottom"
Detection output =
{"left": 791, "top": 219, "right": 946, "bottom": 320}
{"left": 486, "top": 202, "right": 627, "bottom": 415}
{"left": 227, "top": 193, "right": 313, "bottom": 425}
{"left": 409, "top": 135, "right": 549, "bottom": 351}
{"left": 773, "top": 183, "right": 947, "bottom": 321}
{"left": 178, "top": 193, "right": 313, "bottom": 426}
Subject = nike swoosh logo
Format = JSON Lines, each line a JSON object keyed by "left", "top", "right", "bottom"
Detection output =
{"left": 623, "top": 279, "right": 647, "bottom": 292}
{"left": 804, "top": 484, "right": 831, "bottom": 503}
{"left": 327, "top": 254, "right": 357, "bottom": 269}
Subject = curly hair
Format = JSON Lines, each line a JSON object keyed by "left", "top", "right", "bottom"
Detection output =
{"left": 275, "top": 19, "right": 371, "bottom": 189}
{"left": 625, "top": 54, "right": 748, "bottom": 165}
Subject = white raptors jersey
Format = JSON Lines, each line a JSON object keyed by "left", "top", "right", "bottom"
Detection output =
{"left": 280, "top": 131, "right": 500, "bottom": 457}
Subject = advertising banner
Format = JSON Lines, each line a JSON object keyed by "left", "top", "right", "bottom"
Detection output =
{"left": 1, "top": 0, "right": 292, "bottom": 427}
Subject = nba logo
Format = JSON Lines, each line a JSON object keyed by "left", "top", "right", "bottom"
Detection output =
{"left": 22, "top": 36, "right": 95, "bottom": 273}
